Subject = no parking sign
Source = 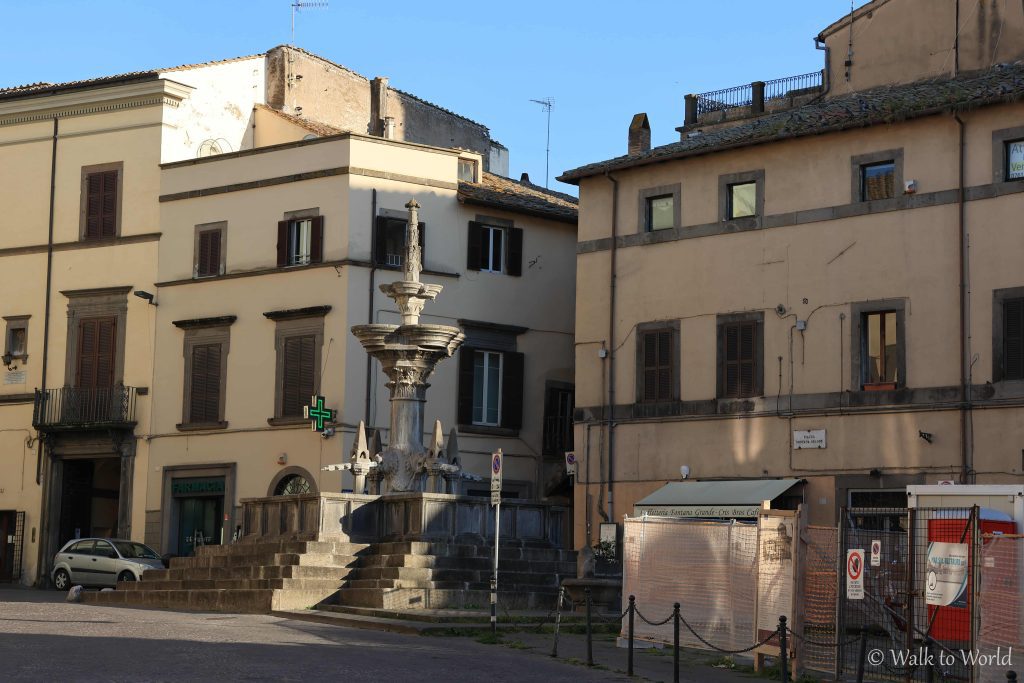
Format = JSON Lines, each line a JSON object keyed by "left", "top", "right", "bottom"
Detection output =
{"left": 846, "top": 549, "right": 865, "bottom": 600}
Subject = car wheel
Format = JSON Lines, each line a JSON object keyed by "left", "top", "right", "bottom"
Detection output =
{"left": 53, "top": 568, "right": 70, "bottom": 591}
{"left": 117, "top": 570, "right": 136, "bottom": 585}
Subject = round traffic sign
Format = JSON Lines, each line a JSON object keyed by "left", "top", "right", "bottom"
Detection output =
{"left": 566, "top": 453, "right": 576, "bottom": 465}
{"left": 492, "top": 453, "right": 502, "bottom": 474}
{"left": 848, "top": 552, "right": 863, "bottom": 580}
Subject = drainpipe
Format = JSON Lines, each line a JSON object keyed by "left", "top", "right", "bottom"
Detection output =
{"left": 604, "top": 172, "right": 618, "bottom": 525}
{"left": 34, "top": 116, "right": 58, "bottom": 585}
{"left": 364, "top": 189, "right": 377, "bottom": 424}
{"left": 954, "top": 113, "right": 973, "bottom": 483}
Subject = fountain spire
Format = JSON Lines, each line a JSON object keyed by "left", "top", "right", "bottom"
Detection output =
{"left": 346, "top": 199, "right": 465, "bottom": 492}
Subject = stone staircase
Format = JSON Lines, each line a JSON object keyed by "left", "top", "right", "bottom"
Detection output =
{"left": 83, "top": 540, "right": 367, "bottom": 613}
{"left": 83, "top": 538, "right": 575, "bottom": 615}
{"left": 326, "top": 540, "right": 576, "bottom": 611}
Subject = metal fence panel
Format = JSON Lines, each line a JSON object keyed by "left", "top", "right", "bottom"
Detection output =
{"left": 978, "top": 535, "right": 1023, "bottom": 683}
{"left": 803, "top": 525, "right": 839, "bottom": 673}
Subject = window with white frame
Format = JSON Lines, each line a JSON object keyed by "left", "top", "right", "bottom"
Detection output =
{"left": 288, "top": 219, "right": 312, "bottom": 266}
{"left": 480, "top": 226, "right": 505, "bottom": 273}
{"left": 472, "top": 350, "right": 502, "bottom": 425}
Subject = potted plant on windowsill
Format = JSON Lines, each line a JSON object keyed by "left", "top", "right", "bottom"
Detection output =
{"left": 862, "top": 382, "right": 897, "bottom": 391}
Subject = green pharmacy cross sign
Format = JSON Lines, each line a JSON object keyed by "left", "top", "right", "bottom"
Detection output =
{"left": 304, "top": 394, "right": 336, "bottom": 432}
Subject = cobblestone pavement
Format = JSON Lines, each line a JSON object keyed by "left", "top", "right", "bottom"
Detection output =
{"left": 0, "top": 588, "right": 771, "bottom": 682}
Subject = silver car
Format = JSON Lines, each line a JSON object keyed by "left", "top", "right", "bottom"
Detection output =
{"left": 51, "top": 538, "right": 163, "bottom": 590}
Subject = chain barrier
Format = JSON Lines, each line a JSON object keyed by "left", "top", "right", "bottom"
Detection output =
{"left": 633, "top": 607, "right": 674, "bottom": 627}
{"left": 675, "top": 610, "right": 782, "bottom": 655}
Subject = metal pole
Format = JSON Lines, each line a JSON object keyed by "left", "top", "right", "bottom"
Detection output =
{"left": 585, "top": 587, "right": 593, "bottom": 667}
{"left": 779, "top": 615, "right": 789, "bottom": 683}
{"left": 628, "top": 595, "right": 635, "bottom": 676}
{"left": 491, "top": 501, "right": 500, "bottom": 635}
{"left": 544, "top": 105, "right": 551, "bottom": 189}
{"left": 673, "top": 602, "right": 681, "bottom": 683}
{"left": 855, "top": 629, "right": 867, "bottom": 683}
{"left": 551, "top": 586, "right": 563, "bottom": 658}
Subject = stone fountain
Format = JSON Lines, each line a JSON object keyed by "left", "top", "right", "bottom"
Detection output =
{"left": 347, "top": 199, "right": 465, "bottom": 493}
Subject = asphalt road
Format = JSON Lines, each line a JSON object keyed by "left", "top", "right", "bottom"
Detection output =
{"left": 0, "top": 588, "right": 628, "bottom": 683}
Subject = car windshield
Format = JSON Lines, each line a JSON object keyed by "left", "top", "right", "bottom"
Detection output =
{"left": 112, "top": 541, "right": 160, "bottom": 559}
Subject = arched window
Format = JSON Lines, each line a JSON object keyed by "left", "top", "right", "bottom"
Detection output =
{"left": 274, "top": 474, "right": 312, "bottom": 496}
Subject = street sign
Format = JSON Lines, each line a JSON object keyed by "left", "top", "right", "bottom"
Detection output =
{"left": 304, "top": 394, "right": 336, "bottom": 432}
{"left": 846, "top": 549, "right": 865, "bottom": 600}
{"left": 490, "top": 450, "right": 502, "bottom": 506}
{"left": 870, "top": 539, "right": 881, "bottom": 567}
{"left": 564, "top": 451, "right": 576, "bottom": 477}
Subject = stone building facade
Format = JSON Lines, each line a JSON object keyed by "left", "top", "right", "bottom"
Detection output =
{"left": 560, "top": 0, "right": 1024, "bottom": 546}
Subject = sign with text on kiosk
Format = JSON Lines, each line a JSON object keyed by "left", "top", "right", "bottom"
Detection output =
{"left": 846, "top": 549, "right": 865, "bottom": 600}
{"left": 490, "top": 450, "right": 502, "bottom": 506}
{"left": 870, "top": 539, "right": 881, "bottom": 567}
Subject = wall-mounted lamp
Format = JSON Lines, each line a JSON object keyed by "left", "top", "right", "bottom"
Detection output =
{"left": 1, "top": 352, "right": 15, "bottom": 371}
{"left": 918, "top": 430, "right": 934, "bottom": 444}
{"left": 133, "top": 290, "right": 157, "bottom": 306}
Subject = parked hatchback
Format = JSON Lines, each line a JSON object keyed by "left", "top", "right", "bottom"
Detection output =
{"left": 51, "top": 538, "right": 163, "bottom": 590}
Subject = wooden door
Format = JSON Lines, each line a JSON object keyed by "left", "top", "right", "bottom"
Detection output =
{"left": 76, "top": 317, "right": 116, "bottom": 388}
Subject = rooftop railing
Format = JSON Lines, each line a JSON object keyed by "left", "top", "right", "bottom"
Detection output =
{"left": 688, "top": 70, "right": 823, "bottom": 124}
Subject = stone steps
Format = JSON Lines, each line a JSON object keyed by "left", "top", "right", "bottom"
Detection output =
{"left": 146, "top": 564, "right": 348, "bottom": 582}
{"left": 86, "top": 587, "right": 336, "bottom": 613}
{"left": 120, "top": 577, "right": 345, "bottom": 591}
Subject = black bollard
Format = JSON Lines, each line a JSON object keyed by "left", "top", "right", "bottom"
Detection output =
{"left": 673, "top": 602, "right": 681, "bottom": 683}
{"left": 585, "top": 587, "right": 593, "bottom": 667}
{"left": 855, "top": 630, "right": 867, "bottom": 683}
{"left": 628, "top": 595, "right": 635, "bottom": 676}
{"left": 778, "top": 615, "right": 789, "bottom": 683}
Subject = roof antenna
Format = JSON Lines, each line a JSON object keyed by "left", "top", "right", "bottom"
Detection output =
{"left": 530, "top": 97, "right": 554, "bottom": 188}
{"left": 291, "top": 1, "right": 328, "bottom": 46}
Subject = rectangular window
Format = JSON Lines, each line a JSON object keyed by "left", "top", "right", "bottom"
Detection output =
{"left": 374, "top": 216, "right": 425, "bottom": 268}
{"left": 862, "top": 311, "right": 899, "bottom": 388}
{"left": 4, "top": 316, "right": 28, "bottom": 360}
{"left": 276, "top": 215, "right": 323, "bottom": 267}
{"left": 646, "top": 195, "right": 674, "bottom": 231}
{"left": 84, "top": 170, "right": 118, "bottom": 239}
{"left": 457, "top": 344, "right": 524, "bottom": 431}
{"left": 195, "top": 228, "right": 223, "bottom": 278}
{"left": 458, "top": 158, "right": 478, "bottom": 183}
{"left": 188, "top": 343, "right": 222, "bottom": 424}
{"left": 542, "top": 385, "right": 574, "bottom": 456}
{"left": 720, "top": 321, "right": 758, "bottom": 398}
{"left": 467, "top": 221, "right": 522, "bottom": 276}
{"left": 281, "top": 334, "right": 316, "bottom": 417}
{"left": 1003, "top": 298, "right": 1024, "bottom": 380}
{"left": 473, "top": 350, "right": 502, "bottom": 426}
{"left": 1006, "top": 140, "right": 1024, "bottom": 181}
{"left": 861, "top": 161, "right": 895, "bottom": 201}
{"left": 76, "top": 317, "right": 116, "bottom": 389}
{"left": 640, "top": 330, "right": 673, "bottom": 402}
{"left": 727, "top": 182, "right": 757, "bottom": 219}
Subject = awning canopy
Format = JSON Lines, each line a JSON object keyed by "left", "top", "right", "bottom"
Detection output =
{"left": 633, "top": 479, "right": 803, "bottom": 519}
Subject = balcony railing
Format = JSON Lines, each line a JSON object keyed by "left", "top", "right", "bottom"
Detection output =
{"left": 33, "top": 386, "right": 138, "bottom": 430}
{"left": 689, "top": 70, "right": 824, "bottom": 121}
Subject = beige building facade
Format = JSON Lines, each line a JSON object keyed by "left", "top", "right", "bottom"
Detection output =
{"left": 561, "top": 0, "right": 1024, "bottom": 546}
{"left": 0, "top": 47, "right": 573, "bottom": 584}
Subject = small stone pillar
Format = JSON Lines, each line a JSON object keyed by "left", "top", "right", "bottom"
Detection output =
{"left": 683, "top": 94, "right": 698, "bottom": 127}
{"left": 751, "top": 81, "right": 765, "bottom": 115}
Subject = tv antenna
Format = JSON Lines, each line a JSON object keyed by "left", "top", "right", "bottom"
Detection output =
{"left": 530, "top": 97, "right": 554, "bottom": 188}
{"left": 291, "top": 1, "right": 328, "bottom": 45}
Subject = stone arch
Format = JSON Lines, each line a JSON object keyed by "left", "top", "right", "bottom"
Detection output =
{"left": 267, "top": 466, "right": 319, "bottom": 497}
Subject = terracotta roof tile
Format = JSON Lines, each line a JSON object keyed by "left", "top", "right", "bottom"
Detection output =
{"left": 559, "top": 63, "right": 1024, "bottom": 184}
{"left": 459, "top": 172, "right": 578, "bottom": 223}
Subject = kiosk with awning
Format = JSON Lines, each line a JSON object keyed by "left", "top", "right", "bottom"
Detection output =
{"left": 633, "top": 479, "right": 804, "bottom": 519}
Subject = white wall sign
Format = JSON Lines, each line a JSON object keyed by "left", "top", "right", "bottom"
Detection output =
{"left": 635, "top": 504, "right": 761, "bottom": 519}
{"left": 793, "top": 429, "right": 826, "bottom": 449}
{"left": 870, "top": 539, "right": 881, "bottom": 566}
{"left": 925, "top": 542, "right": 969, "bottom": 607}
{"left": 3, "top": 370, "right": 25, "bottom": 385}
{"left": 846, "top": 549, "right": 865, "bottom": 600}
{"left": 1009, "top": 140, "right": 1024, "bottom": 180}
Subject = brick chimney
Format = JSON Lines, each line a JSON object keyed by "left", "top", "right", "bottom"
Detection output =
{"left": 520, "top": 172, "right": 531, "bottom": 184}
{"left": 628, "top": 113, "right": 651, "bottom": 156}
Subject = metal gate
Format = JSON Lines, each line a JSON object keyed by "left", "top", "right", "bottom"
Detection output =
{"left": 0, "top": 511, "right": 25, "bottom": 582}
{"left": 838, "top": 506, "right": 978, "bottom": 682}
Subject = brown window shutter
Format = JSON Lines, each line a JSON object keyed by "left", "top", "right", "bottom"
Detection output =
{"left": 641, "top": 330, "right": 673, "bottom": 402}
{"left": 1006, "top": 299, "right": 1024, "bottom": 380}
{"left": 457, "top": 347, "right": 476, "bottom": 424}
{"left": 722, "top": 321, "right": 757, "bottom": 398}
{"left": 189, "top": 343, "right": 221, "bottom": 423}
{"left": 739, "top": 322, "right": 755, "bottom": 397}
{"left": 724, "top": 324, "right": 739, "bottom": 398}
{"left": 506, "top": 227, "right": 523, "bottom": 277}
{"left": 466, "top": 221, "right": 483, "bottom": 271}
{"left": 76, "top": 319, "right": 97, "bottom": 388}
{"left": 373, "top": 217, "right": 388, "bottom": 266}
{"left": 309, "top": 216, "right": 324, "bottom": 264}
{"left": 282, "top": 335, "right": 316, "bottom": 417}
{"left": 197, "top": 230, "right": 221, "bottom": 277}
{"left": 277, "top": 221, "right": 289, "bottom": 267}
{"left": 96, "top": 319, "right": 116, "bottom": 388}
{"left": 657, "top": 331, "right": 672, "bottom": 400}
{"left": 100, "top": 171, "right": 117, "bottom": 237}
{"left": 500, "top": 351, "right": 525, "bottom": 430}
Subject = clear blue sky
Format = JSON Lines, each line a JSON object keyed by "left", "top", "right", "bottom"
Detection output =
{"left": 2, "top": 1, "right": 864, "bottom": 195}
